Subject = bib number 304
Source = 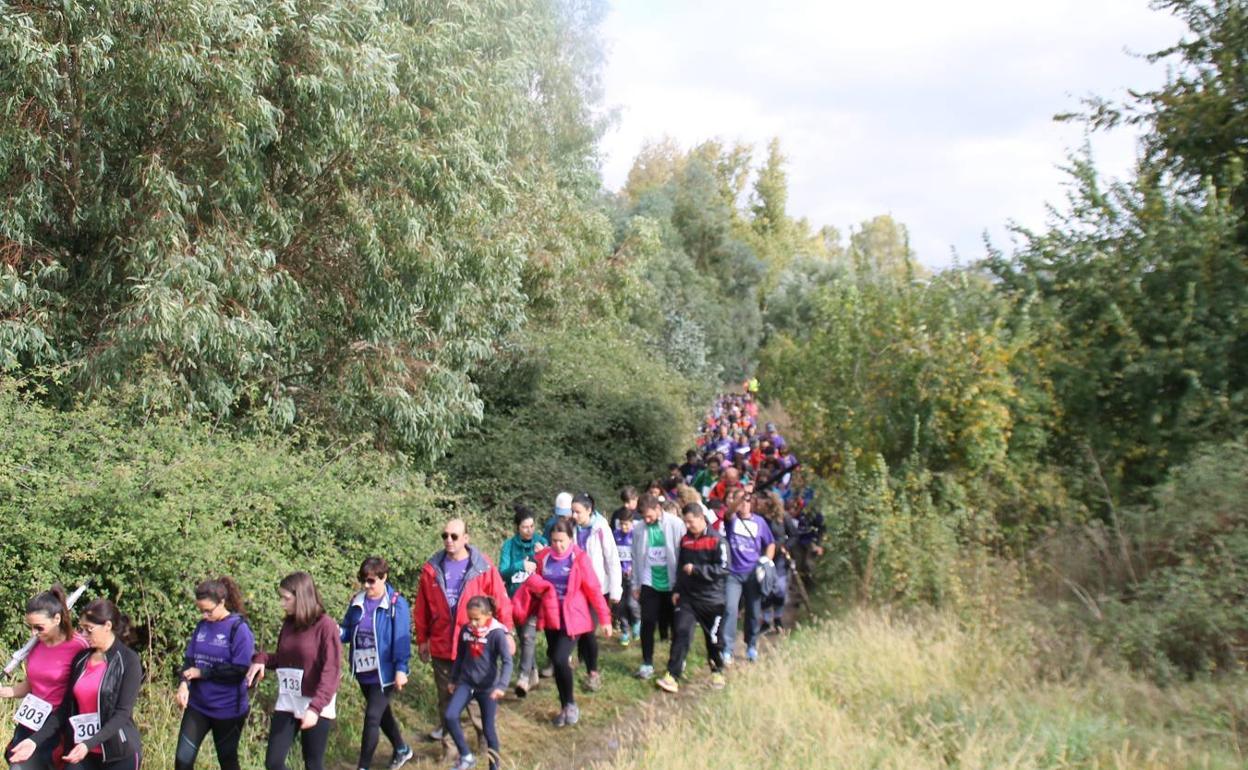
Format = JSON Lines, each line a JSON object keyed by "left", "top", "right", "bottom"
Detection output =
{"left": 13, "top": 694, "right": 53, "bottom": 730}
{"left": 69, "top": 713, "right": 101, "bottom": 744}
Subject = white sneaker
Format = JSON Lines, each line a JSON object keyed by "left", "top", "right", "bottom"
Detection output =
{"left": 636, "top": 663, "right": 655, "bottom": 680}
{"left": 428, "top": 726, "right": 444, "bottom": 741}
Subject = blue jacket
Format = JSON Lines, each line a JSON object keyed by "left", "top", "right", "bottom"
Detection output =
{"left": 340, "top": 585, "right": 411, "bottom": 687}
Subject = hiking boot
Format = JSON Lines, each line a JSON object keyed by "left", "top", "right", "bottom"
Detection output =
{"left": 760, "top": 620, "right": 772, "bottom": 634}
{"left": 635, "top": 663, "right": 654, "bottom": 680}
{"left": 587, "top": 671, "right": 603, "bottom": 691}
{"left": 655, "top": 673, "right": 679, "bottom": 693}
{"left": 746, "top": 646, "right": 758, "bottom": 662}
{"left": 514, "top": 675, "right": 530, "bottom": 698}
{"left": 710, "top": 672, "right": 726, "bottom": 689}
{"left": 388, "top": 745, "right": 414, "bottom": 770}
{"left": 565, "top": 702, "right": 580, "bottom": 725}
{"left": 451, "top": 752, "right": 477, "bottom": 770}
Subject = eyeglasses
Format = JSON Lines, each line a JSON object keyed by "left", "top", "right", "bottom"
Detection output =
{"left": 199, "top": 603, "right": 222, "bottom": 617}
{"left": 77, "top": 624, "right": 100, "bottom": 635}
{"left": 441, "top": 532, "right": 461, "bottom": 541}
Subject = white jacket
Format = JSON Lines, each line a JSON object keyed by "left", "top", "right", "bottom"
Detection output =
{"left": 577, "top": 511, "right": 623, "bottom": 602}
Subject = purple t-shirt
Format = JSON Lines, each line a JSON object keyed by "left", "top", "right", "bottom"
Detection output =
{"left": 614, "top": 528, "right": 634, "bottom": 576}
{"left": 726, "top": 515, "right": 775, "bottom": 576}
{"left": 443, "top": 556, "right": 470, "bottom": 609}
{"left": 545, "top": 551, "right": 572, "bottom": 600}
{"left": 186, "top": 615, "right": 253, "bottom": 719}
{"left": 354, "top": 596, "right": 382, "bottom": 684}
{"left": 576, "top": 524, "right": 593, "bottom": 551}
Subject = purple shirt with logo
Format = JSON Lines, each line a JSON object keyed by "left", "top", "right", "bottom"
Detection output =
{"left": 614, "top": 528, "right": 634, "bottom": 576}
{"left": 545, "top": 551, "right": 573, "bottom": 600}
{"left": 186, "top": 615, "right": 253, "bottom": 719}
{"left": 354, "top": 596, "right": 382, "bottom": 684}
{"left": 726, "top": 515, "right": 775, "bottom": 577}
{"left": 443, "top": 555, "right": 470, "bottom": 610}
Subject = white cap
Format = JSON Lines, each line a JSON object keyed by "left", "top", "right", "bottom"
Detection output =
{"left": 554, "top": 491, "right": 573, "bottom": 517}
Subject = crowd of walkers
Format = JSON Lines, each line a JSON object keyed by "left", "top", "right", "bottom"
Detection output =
{"left": 2, "top": 389, "right": 823, "bottom": 770}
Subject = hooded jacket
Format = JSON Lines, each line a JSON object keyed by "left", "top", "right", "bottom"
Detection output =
{"left": 630, "top": 511, "right": 687, "bottom": 592}
{"left": 510, "top": 573, "right": 562, "bottom": 630}
{"left": 339, "top": 585, "right": 411, "bottom": 687}
{"left": 676, "top": 528, "right": 730, "bottom": 607}
{"left": 532, "top": 546, "right": 611, "bottom": 637}
{"left": 413, "top": 546, "right": 513, "bottom": 661}
{"left": 32, "top": 639, "right": 143, "bottom": 761}
{"left": 574, "top": 511, "right": 623, "bottom": 602}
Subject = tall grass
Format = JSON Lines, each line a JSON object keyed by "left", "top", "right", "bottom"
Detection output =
{"left": 607, "top": 609, "right": 1247, "bottom": 770}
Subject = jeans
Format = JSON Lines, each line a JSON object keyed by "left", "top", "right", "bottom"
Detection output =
{"left": 175, "top": 707, "right": 247, "bottom": 770}
{"left": 444, "top": 685, "right": 499, "bottom": 768}
{"left": 516, "top": 615, "right": 539, "bottom": 681}
{"left": 357, "top": 682, "right": 406, "bottom": 769}
{"left": 432, "top": 658, "right": 481, "bottom": 758}
{"left": 723, "top": 570, "right": 762, "bottom": 655}
{"left": 265, "top": 711, "right": 332, "bottom": 770}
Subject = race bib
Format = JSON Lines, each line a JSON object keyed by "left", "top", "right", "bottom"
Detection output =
{"left": 68, "top": 712, "right": 100, "bottom": 744}
{"left": 511, "top": 570, "right": 527, "bottom": 584}
{"left": 353, "top": 646, "right": 378, "bottom": 673}
{"left": 274, "top": 667, "right": 311, "bottom": 716}
{"left": 648, "top": 546, "right": 667, "bottom": 567}
{"left": 13, "top": 693, "right": 52, "bottom": 730}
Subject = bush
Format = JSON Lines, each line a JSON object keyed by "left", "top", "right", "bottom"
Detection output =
{"left": 0, "top": 378, "right": 463, "bottom": 666}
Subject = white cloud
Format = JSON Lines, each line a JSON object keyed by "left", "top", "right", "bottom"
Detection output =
{"left": 599, "top": 0, "right": 1187, "bottom": 268}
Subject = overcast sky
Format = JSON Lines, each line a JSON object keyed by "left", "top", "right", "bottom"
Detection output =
{"left": 597, "top": 1, "right": 1187, "bottom": 269}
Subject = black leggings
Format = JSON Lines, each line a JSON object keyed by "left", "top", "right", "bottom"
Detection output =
{"left": 6, "top": 724, "right": 55, "bottom": 770}
{"left": 544, "top": 630, "right": 578, "bottom": 707}
{"left": 639, "top": 586, "right": 675, "bottom": 666}
{"left": 175, "top": 707, "right": 247, "bottom": 770}
{"left": 264, "top": 712, "right": 332, "bottom": 770}
{"left": 65, "top": 754, "right": 141, "bottom": 770}
{"left": 358, "top": 682, "right": 405, "bottom": 769}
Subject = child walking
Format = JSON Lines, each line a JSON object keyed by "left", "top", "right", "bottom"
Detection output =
{"left": 445, "top": 596, "right": 513, "bottom": 770}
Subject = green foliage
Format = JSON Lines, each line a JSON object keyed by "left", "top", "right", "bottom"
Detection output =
{"left": 0, "top": 0, "right": 610, "bottom": 460}
{"left": 0, "top": 378, "right": 456, "bottom": 661}
{"left": 437, "top": 323, "right": 698, "bottom": 516}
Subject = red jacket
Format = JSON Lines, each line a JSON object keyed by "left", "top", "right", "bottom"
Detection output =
{"left": 532, "top": 546, "right": 611, "bottom": 637}
{"left": 412, "top": 546, "right": 513, "bottom": 661}
{"left": 511, "top": 573, "right": 561, "bottom": 630}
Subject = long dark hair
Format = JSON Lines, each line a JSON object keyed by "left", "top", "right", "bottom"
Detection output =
{"left": 279, "top": 572, "right": 325, "bottom": 630}
{"left": 551, "top": 517, "right": 577, "bottom": 540}
{"left": 26, "top": 585, "right": 73, "bottom": 638}
{"left": 80, "top": 599, "right": 134, "bottom": 644}
{"left": 195, "top": 576, "right": 246, "bottom": 615}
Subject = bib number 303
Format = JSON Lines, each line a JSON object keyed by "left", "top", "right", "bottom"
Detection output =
{"left": 69, "top": 713, "right": 101, "bottom": 744}
{"left": 13, "top": 694, "right": 53, "bottom": 730}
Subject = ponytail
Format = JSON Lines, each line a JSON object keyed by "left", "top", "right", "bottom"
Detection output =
{"left": 26, "top": 585, "right": 73, "bottom": 638}
{"left": 196, "top": 576, "right": 245, "bottom": 615}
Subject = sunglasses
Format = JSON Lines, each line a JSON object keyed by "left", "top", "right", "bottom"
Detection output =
{"left": 441, "top": 532, "right": 462, "bottom": 541}
{"left": 363, "top": 577, "right": 382, "bottom": 585}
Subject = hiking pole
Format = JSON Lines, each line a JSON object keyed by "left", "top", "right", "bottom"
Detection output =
{"left": 754, "top": 462, "right": 801, "bottom": 495}
{"left": 2, "top": 582, "right": 90, "bottom": 680}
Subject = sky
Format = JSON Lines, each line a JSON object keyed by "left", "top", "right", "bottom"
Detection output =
{"left": 597, "top": 0, "right": 1188, "bottom": 269}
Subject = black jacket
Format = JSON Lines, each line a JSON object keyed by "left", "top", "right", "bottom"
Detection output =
{"left": 675, "top": 529, "right": 729, "bottom": 607}
{"left": 32, "top": 639, "right": 143, "bottom": 760}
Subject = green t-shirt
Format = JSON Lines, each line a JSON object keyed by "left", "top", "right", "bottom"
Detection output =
{"left": 647, "top": 523, "right": 670, "bottom": 591}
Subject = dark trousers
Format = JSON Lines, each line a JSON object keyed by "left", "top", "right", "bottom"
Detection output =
{"left": 639, "top": 585, "right": 675, "bottom": 666}
{"left": 433, "top": 658, "right": 481, "bottom": 758}
{"left": 444, "top": 685, "right": 499, "bottom": 768}
{"left": 613, "top": 574, "right": 640, "bottom": 630}
{"left": 65, "top": 755, "right": 141, "bottom": 770}
{"left": 265, "top": 711, "right": 332, "bottom": 770}
{"left": 6, "top": 724, "right": 56, "bottom": 770}
{"left": 575, "top": 594, "right": 605, "bottom": 674}
{"left": 175, "top": 707, "right": 247, "bottom": 770}
{"left": 544, "top": 629, "right": 578, "bottom": 707}
{"left": 358, "top": 682, "right": 405, "bottom": 769}
{"left": 668, "top": 600, "right": 725, "bottom": 678}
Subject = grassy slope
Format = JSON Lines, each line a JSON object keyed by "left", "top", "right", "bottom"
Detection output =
{"left": 605, "top": 609, "right": 1248, "bottom": 770}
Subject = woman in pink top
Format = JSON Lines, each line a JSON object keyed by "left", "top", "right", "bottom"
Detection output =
{"left": 1, "top": 587, "right": 89, "bottom": 770}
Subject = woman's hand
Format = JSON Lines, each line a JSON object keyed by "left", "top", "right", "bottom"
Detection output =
{"left": 300, "top": 710, "right": 319, "bottom": 731}
{"left": 65, "top": 743, "right": 89, "bottom": 764}
{"left": 490, "top": 688, "right": 505, "bottom": 701}
{"left": 176, "top": 681, "right": 190, "bottom": 710}
{"left": 8, "top": 739, "right": 36, "bottom": 764}
{"left": 394, "top": 671, "right": 408, "bottom": 691}
{"left": 182, "top": 667, "right": 202, "bottom": 681}
{"left": 0, "top": 686, "right": 13, "bottom": 699}
{"left": 598, "top": 624, "right": 613, "bottom": 638}
{"left": 446, "top": 683, "right": 456, "bottom": 694}
{"left": 245, "top": 662, "right": 266, "bottom": 687}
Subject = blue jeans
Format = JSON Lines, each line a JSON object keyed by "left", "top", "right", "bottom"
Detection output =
{"left": 444, "top": 684, "right": 499, "bottom": 765}
{"left": 723, "top": 569, "right": 762, "bottom": 654}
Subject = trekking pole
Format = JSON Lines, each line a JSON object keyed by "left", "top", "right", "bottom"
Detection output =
{"left": 2, "top": 582, "right": 90, "bottom": 680}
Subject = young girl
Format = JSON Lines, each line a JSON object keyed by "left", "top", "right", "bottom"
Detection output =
{"left": 1, "top": 587, "right": 90, "bottom": 770}
{"left": 174, "top": 577, "right": 254, "bottom": 770}
{"left": 445, "top": 597, "right": 513, "bottom": 770}
{"left": 246, "top": 572, "right": 341, "bottom": 770}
